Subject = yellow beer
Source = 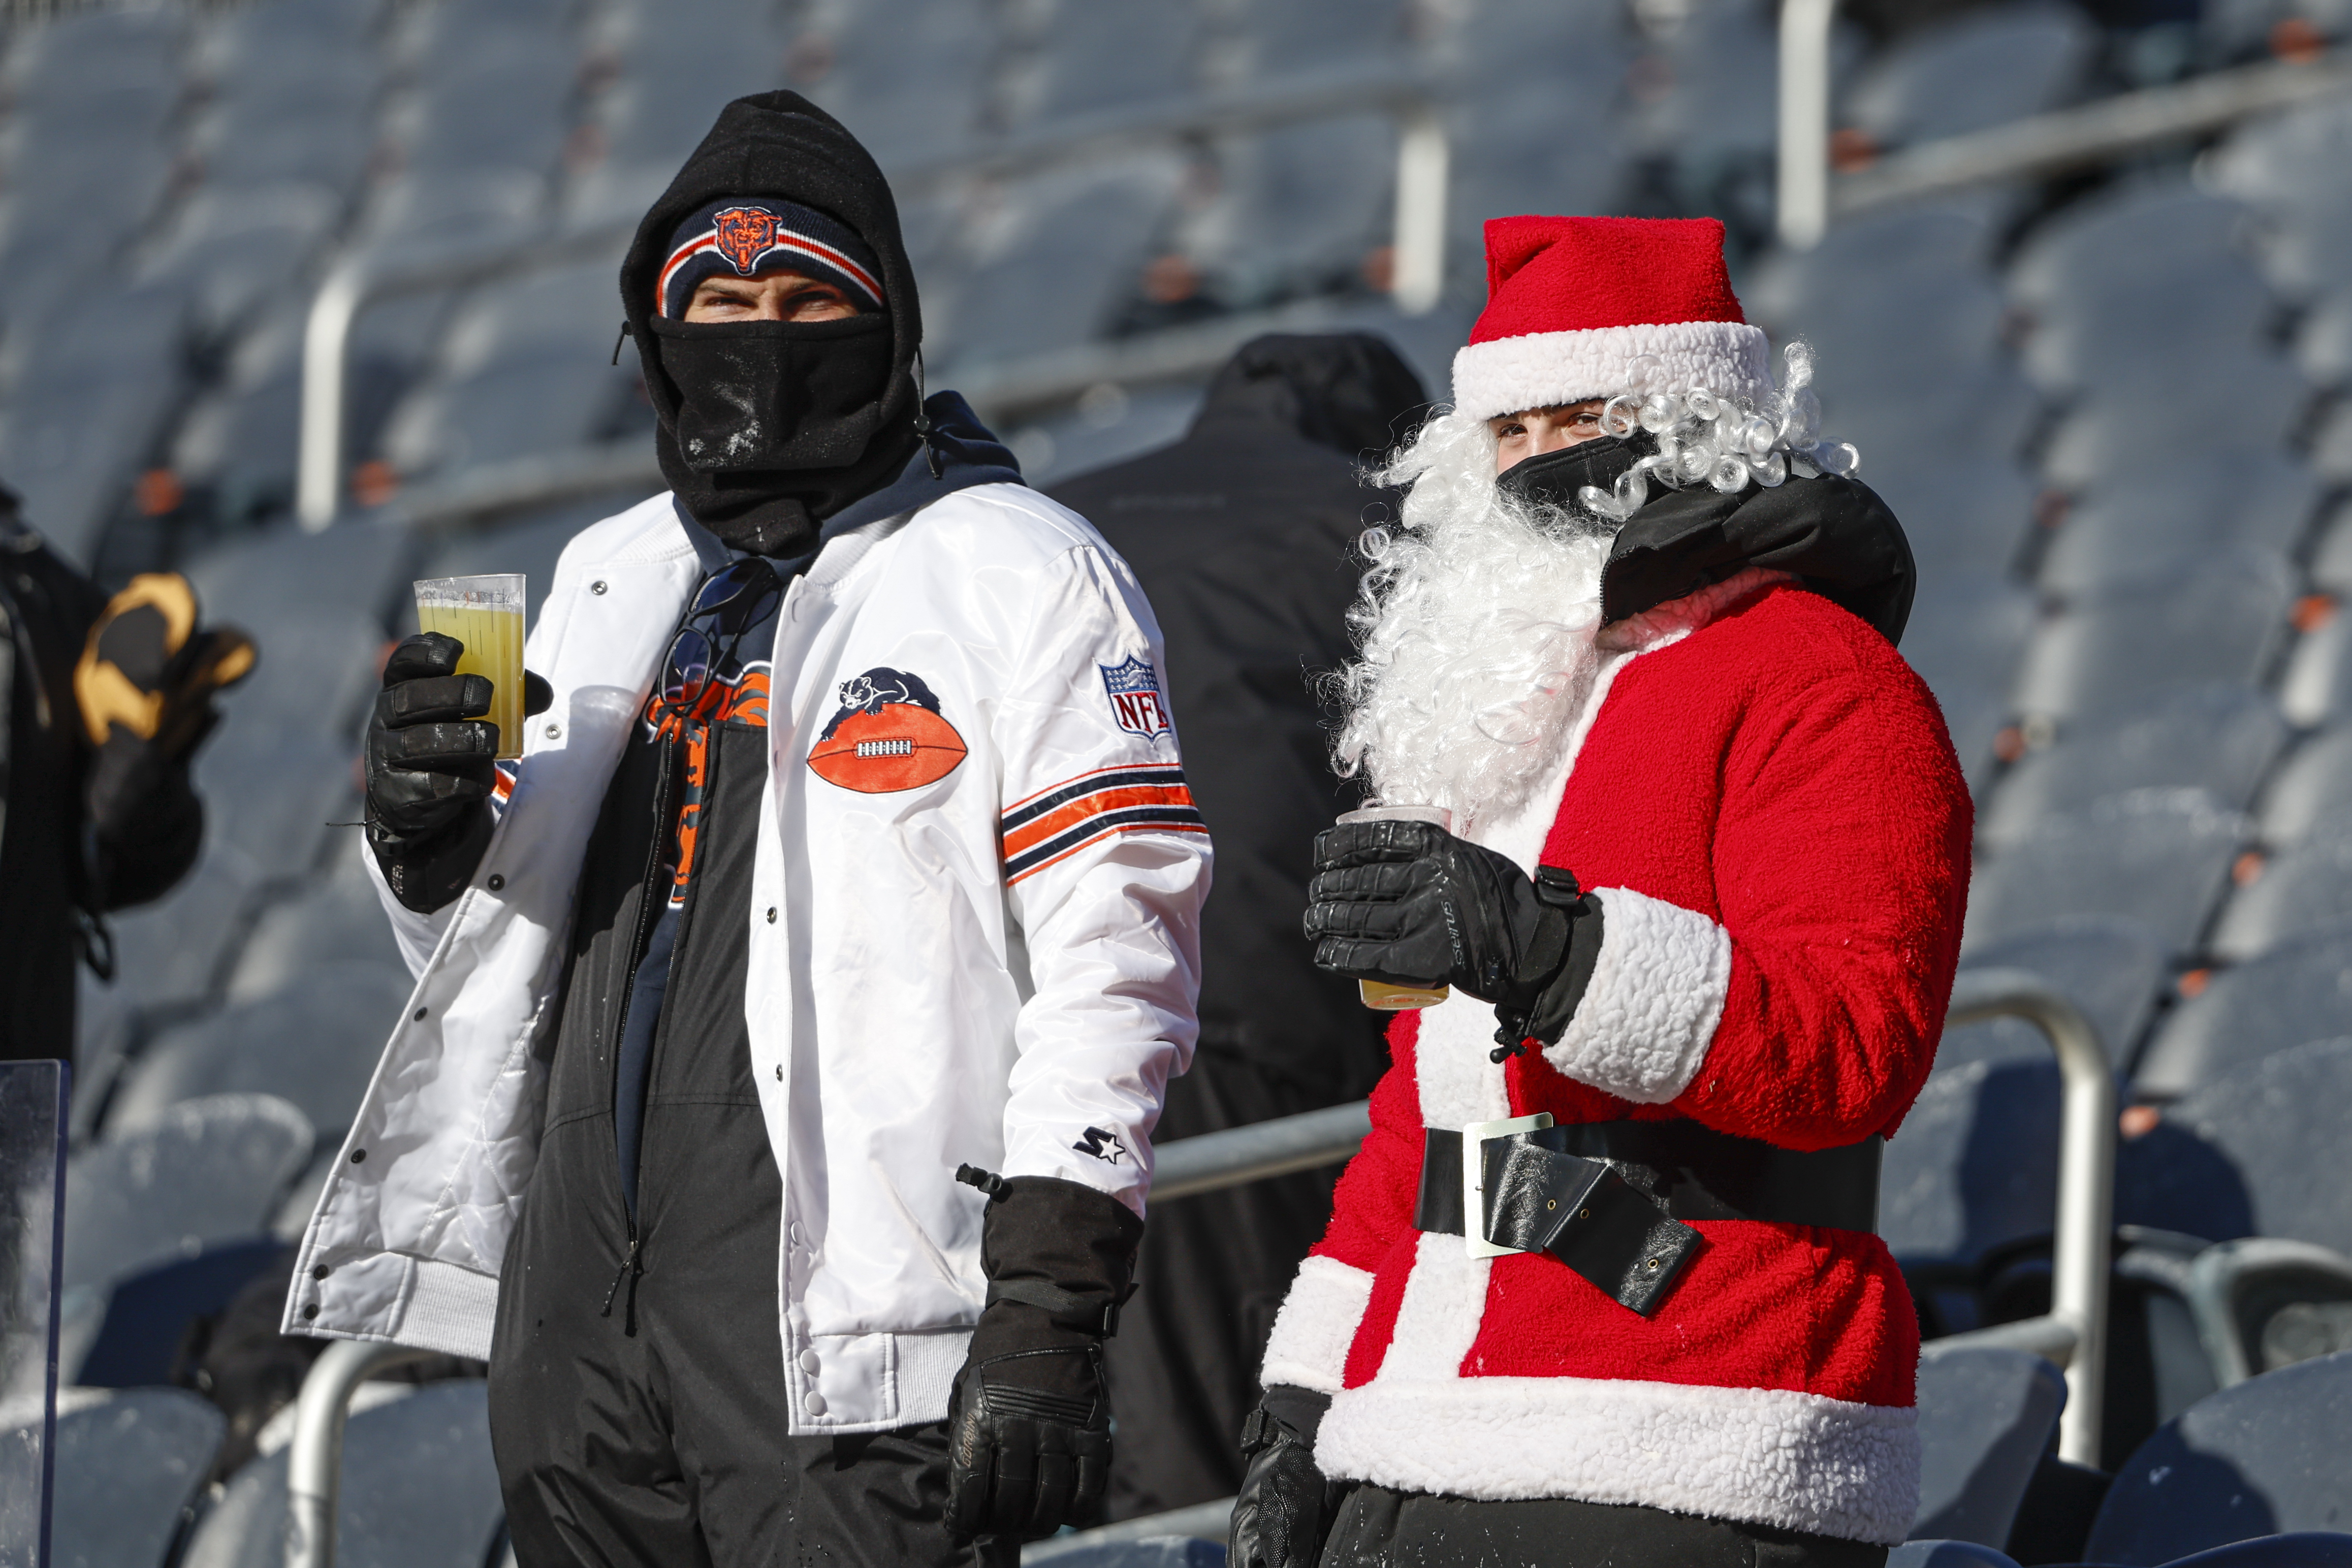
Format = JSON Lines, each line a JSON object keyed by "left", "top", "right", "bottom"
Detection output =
{"left": 414, "top": 574, "right": 527, "bottom": 760}
{"left": 1338, "top": 804, "right": 1454, "bottom": 1010}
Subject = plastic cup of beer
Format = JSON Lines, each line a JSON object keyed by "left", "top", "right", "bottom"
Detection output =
{"left": 413, "top": 574, "right": 526, "bottom": 761}
{"left": 1338, "top": 804, "right": 1454, "bottom": 1010}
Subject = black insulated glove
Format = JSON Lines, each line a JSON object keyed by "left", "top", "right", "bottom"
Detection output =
{"left": 1304, "top": 817, "right": 1604, "bottom": 1055}
{"left": 364, "top": 632, "right": 549, "bottom": 914}
{"left": 946, "top": 1169, "right": 1144, "bottom": 1545}
{"left": 1230, "top": 1385, "right": 1340, "bottom": 1568}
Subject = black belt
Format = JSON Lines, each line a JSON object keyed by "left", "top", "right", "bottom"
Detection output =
{"left": 1414, "top": 1122, "right": 1882, "bottom": 1317}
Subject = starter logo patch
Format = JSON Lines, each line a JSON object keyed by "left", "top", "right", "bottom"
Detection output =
{"left": 1073, "top": 1126, "right": 1128, "bottom": 1165}
{"left": 713, "top": 206, "right": 782, "bottom": 273}
{"left": 807, "top": 667, "right": 967, "bottom": 793}
{"left": 1099, "top": 656, "right": 1171, "bottom": 739}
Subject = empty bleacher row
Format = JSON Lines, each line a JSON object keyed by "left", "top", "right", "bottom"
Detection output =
{"left": 8, "top": 0, "right": 2352, "bottom": 1562}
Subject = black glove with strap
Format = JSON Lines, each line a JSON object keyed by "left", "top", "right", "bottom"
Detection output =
{"left": 365, "top": 631, "right": 549, "bottom": 914}
{"left": 1303, "top": 817, "right": 1605, "bottom": 1058}
{"left": 1230, "top": 1384, "right": 1341, "bottom": 1568}
{"left": 74, "top": 572, "right": 256, "bottom": 911}
{"left": 946, "top": 1168, "right": 1143, "bottom": 1545}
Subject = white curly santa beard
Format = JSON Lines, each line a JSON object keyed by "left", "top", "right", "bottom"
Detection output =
{"left": 1336, "top": 409, "right": 1619, "bottom": 834}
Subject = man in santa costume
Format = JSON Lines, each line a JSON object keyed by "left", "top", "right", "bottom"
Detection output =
{"left": 1228, "top": 215, "right": 1970, "bottom": 1567}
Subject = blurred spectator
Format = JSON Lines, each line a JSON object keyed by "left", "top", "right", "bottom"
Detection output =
{"left": 1048, "top": 333, "right": 1428, "bottom": 1518}
{"left": 1, "top": 486, "right": 251, "bottom": 1065}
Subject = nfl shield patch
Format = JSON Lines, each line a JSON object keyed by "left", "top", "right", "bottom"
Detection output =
{"left": 713, "top": 206, "right": 782, "bottom": 273}
{"left": 1100, "top": 656, "right": 1172, "bottom": 739}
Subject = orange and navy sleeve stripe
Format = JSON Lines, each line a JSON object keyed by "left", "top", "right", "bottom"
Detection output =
{"left": 1001, "top": 764, "right": 1206, "bottom": 883}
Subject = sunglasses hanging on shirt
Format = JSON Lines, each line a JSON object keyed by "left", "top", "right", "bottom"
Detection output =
{"left": 659, "top": 557, "right": 782, "bottom": 719}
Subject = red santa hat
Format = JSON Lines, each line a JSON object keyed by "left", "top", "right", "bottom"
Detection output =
{"left": 1451, "top": 215, "right": 1772, "bottom": 422}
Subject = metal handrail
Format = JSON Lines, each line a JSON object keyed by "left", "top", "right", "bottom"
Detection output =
{"left": 285, "top": 1340, "right": 435, "bottom": 1568}
{"left": 1775, "top": 0, "right": 2352, "bottom": 251}
{"left": 296, "top": 71, "right": 1449, "bottom": 531}
{"left": 1925, "top": 967, "right": 2115, "bottom": 1467}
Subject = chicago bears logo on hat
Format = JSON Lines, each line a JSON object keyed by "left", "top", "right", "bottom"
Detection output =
{"left": 807, "top": 667, "right": 967, "bottom": 793}
{"left": 713, "top": 206, "right": 783, "bottom": 274}
{"left": 1100, "top": 657, "right": 1171, "bottom": 739}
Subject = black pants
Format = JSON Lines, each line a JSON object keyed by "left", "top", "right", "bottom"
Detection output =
{"left": 1321, "top": 1486, "right": 1892, "bottom": 1568}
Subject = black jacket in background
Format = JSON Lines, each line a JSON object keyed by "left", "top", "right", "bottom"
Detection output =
{"left": 1046, "top": 332, "right": 1427, "bottom": 1517}
{"left": 1, "top": 507, "right": 202, "bottom": 1065}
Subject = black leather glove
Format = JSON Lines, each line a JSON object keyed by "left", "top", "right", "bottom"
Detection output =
{"left": 946, "top": 1169, "right": 1144, "bottom": 1545}
{"left": 1304, "top": 817, "right": 1604, "bottom": 1055}
{"left": 364, "top": 632, "right": 549, "bottom": 914}
{"left": 1230, "top": 1385, "right": 1340, "bottom": 1568}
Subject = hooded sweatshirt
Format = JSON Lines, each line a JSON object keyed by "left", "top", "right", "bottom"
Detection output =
{"left": 619, "top": 91, "right": 930, "bottom": 557}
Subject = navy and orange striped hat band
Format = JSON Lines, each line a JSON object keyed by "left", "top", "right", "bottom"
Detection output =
{"left": 658, "top": 197, "right": 885, "bottom": 317}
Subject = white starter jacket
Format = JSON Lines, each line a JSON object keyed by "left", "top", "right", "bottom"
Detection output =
{"left": 283, "top": 483, "right": 1210, "bottom": 1433}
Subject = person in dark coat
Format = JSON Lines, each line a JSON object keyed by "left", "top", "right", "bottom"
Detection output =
{"left": 1047, "top": 333, "right": 1429, "bottom": 1519}
{"left": 1, "top": 488, "right": 251, "bottom": 1065}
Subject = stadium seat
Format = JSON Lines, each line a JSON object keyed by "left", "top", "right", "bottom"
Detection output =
{"left": 178, "top": 1380, "right": 507, "bottom": 1568}
{"left": 1882, "top": 1053, "right": 2061, "bottom": 1277}
{"left": 231, "top": 839, "right": 406, "bottom": 1000}
{"left": 793, "top": 0, "right": 996, "bottom": 171}
{"left": 142, "top": 186, "right": 346, "bottom": 349}
{"left": 103, "top": 839, "right": 270, "bottom": 1012}
{"left": 1946, "top": 917, "right": 2169, "bottom": 1067}
{"left": 1028, "top": 1539, "right": 1226, "bottom": 1568}
{"left": 2300, "top": 291, "right": 2352, "bottom": 393}
{"left": 926, "top": 155, "right": 1186, "bottom": 366}
{"left": 1899, "top": 569, "right": 2037, "bottom": 788}
{"left": 2134, "top": 935, "right": 2352, "bottom": 1100}
{"left": 1190, "top": 118, "right": 1394, "bottom": 305}
{"left": 2081, "top": 1351, "right": 2352, "bottom": 1564}
{"left": 2119, "top": 1037, "right": 2352, "bottom": 1256}
{"left": 75, "top": 1236, "right": 292, "bottom": 1389}
{"left": 2205, "top": 97, "right": 2352, "bottom": 305}
{"left": 2251, "top": 722, "right": 2352, "bottom": 845}
{"left": 2038, "top": 456, "right": 2320, "bottom": 595}
{"left": 61, "top": 1093, "right": 315, "bottom": 1298}
{"left": 2035, "top": 353, "right": 2307, "bottom": 493}
{"left": 1841, "top": 3, "right": 2092, "bottom": 150}
{"left": 1020, "top": 0, "right": 1202, "bottom": 123}
{"left": 1442, "top": 0, "right": 1633, "bottom": 229}
{"left": 1885, "top": 1545, "right": 2018, "bottom": 1568}
{"left": 2279, "top": 603, "right": 2352, "bottom": 726}
{"left": 1870, "top": 459, "right": 2033, "bottom": 582}
{"left": 2209, "top": 832, "right": 2352, "bottom": 960}
{"left": 2007, "top": 181, "right": 2271, "bottom": 399}
{"left": 1911, "top": 1345, "right": 2067, "bottom": 1547}
{"left": 1963, "top": 790, "right": 2249, "bottom": 956}
{"left": 35, "top": 1388, "right": 227, "bottom": 1568}
{"left": 105, "top": 961, "right": 414, "bottom": 1143}
{"left": 382, "top": 258, "right": 636, "bottom": 476}
{"left": 2181, "top": 1237, "right": 2352, "bottom": 1387}
{"left": 1978, "top": 686, "right": 2289, "bottom": 849}
{"left": 2009, "top": 548, "right": 2293, "bottom": 725}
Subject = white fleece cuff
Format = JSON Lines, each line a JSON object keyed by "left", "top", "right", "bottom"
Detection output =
{"left": 1260, "top": 1254, "right": 1376, "bottom": 1394}
{"left": 1545, "top": 886, "right": 1731, "bottom": 1104}
{"left": 1451, "top": 321, "right": 1771, "bottom": 422}
{"left": 1317, "top": 1374, "right": 1920, "bottom": 1545}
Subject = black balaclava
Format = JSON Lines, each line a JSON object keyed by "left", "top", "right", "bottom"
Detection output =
{"left": 1498, "top": 437, "right": 1916, "bottom": 645}
{"left": 1188, "top": 333, "right": 1431, "bottom": 461}
{"left": 621, "top": 91, "right": 926, "bottom": 557}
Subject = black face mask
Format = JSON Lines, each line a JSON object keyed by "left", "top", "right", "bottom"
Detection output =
{"left": 1495, "top": 430, "right": 1655, "bottom": 515}
{"left": 645, "top": 312, "right": 919, "bottom": 556}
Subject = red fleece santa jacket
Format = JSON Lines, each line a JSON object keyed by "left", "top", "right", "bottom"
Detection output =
{"left": 1261, "top": 579, "right": 1970, "bottom": 1546}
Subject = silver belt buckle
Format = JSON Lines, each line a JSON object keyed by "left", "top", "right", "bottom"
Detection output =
{"left": 1462, "top": 1112, "right": 1553, "bottom": 1258}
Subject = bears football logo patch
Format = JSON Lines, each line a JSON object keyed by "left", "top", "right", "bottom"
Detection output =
{"left": 713, "top": 206, "right": 781, "bottom": 274}
{"left": 1100, "top": 656, "right": 1171, "bottom": 739}
{"left": 807, "top": 667, "right": 967, "bottom": 793}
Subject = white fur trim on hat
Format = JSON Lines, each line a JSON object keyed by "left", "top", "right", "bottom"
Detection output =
{"left": 1260, "top": 1254, "right": 1377, "bottom": 1393}
{"left": 1543, "top": 885, "right": 1732, "bottom": 1104}
{"left": 1315, "top": 1372, "right": 1921, "bottom": 1545}
{"left": 1452, "top": 320, "right": 1771, "bottom": 422}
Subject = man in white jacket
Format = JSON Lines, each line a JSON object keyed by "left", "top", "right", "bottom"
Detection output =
{"left": 290, "top": 92, "right": 1210, "bottom": 1568}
